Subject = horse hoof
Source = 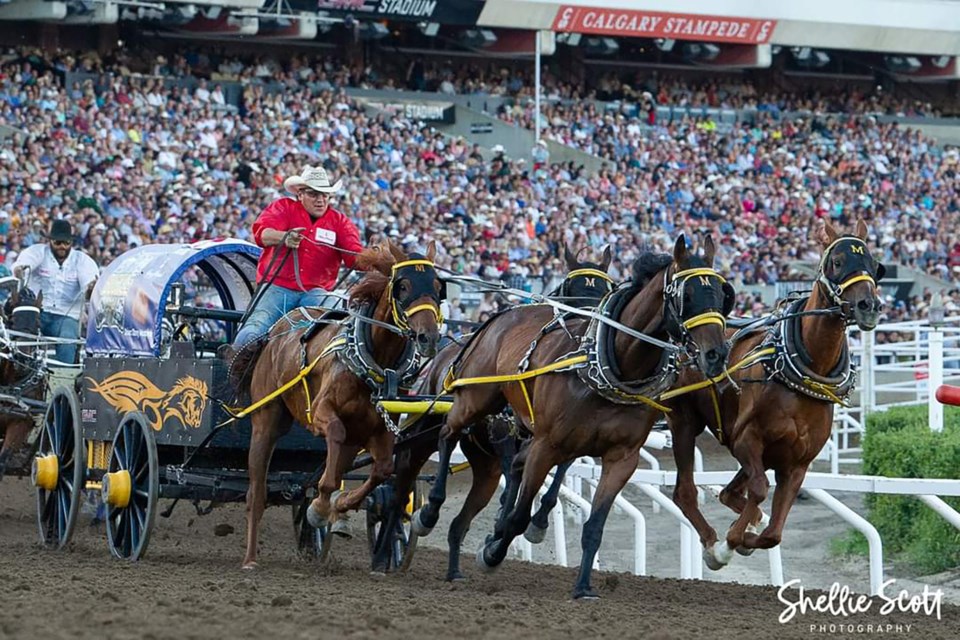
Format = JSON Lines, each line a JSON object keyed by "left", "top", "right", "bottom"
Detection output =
{"left": 305, "top": 504, "right": 326, "bottom": 530}
{"left": 736, "top": 546, "right": 756, "bottom": 557}
{"left": 446, "top": 572, "right": 467, "bottom": 583}
{"left": 475, "top": 546, "right": 499, "bottom": 574}
{"left": 330, "top": 518, "right": 352, "bottom": 539}
{"left": 411, "top": 508, "right": 434, "bottom": 537}
{"left": 573, "top": 588, "right": 600, "bottom": 601}
{"left": 369, "top": 570, "right": 387, "bottom": 578}
{"left": 241, "top": 561, "right": 258, "bottom": 571}
{"left": 702, "top": 542, "right": 733, "bottom": 571}
{"left": 524, "top": 522, "right": 547, "bottom": 544}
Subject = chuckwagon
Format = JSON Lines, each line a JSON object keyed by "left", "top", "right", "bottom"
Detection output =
{"left": 34, "top": 239, "right": 443, "bottom": 565}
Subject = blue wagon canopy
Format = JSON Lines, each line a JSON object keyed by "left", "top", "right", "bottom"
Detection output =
{"left": 87, "top": 239, "right": 261, "bottom": 357}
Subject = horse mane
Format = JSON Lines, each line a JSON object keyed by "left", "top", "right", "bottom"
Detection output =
{"left": 348, "top": 245, "right": 398, "bottom": 306}
{"left": 350, "top": 272, "right": 389, "bottom": 306}
{"left": 630, "top": 253, "right": 674, "bottom": 289}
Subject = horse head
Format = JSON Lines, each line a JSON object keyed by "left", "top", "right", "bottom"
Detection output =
{"left": 816, "top": 219, "right": 884, "bottom": 331}
{"left": 662, "top": 234, "right": 733, "bottom": 379}
{"left": 355, "top": 240, "right": 443, "bottom": 359}
{"left": 561, "top": 243, "right": 614, "bottom": 308}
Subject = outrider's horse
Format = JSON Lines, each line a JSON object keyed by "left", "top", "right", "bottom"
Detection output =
{"left": 424, "top": 235, "right": 733, "bottom": 598}
{"left": 665, "top": 220, "right": 883, "bottom": 569}
{"left": 241, "top": 241, "right": 443, "bottom": 569}
{"left": 0, "top": 284, "right": 45, "bottom": 479}
{"left": 369, "top": 244, "right": 614, "bottom": 574}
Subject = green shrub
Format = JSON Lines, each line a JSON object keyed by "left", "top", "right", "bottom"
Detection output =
{"left": 850, "top": 403, "right": 960, "bottom": 574}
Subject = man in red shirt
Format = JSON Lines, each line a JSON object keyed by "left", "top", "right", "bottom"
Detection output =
{"left": 226, "top": 166, "right": 364, "bottom": 354}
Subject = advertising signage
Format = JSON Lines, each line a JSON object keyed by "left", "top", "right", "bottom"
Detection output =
{"left": 552, "top": 6, "right": 777, "bottom": 45}
{"left": 316, "top": 0, "right": 485, "bottom": 25}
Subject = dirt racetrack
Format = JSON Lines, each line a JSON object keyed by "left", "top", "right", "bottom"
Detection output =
{"left": 2, "top": 476, "right": 960, "bottom": 640}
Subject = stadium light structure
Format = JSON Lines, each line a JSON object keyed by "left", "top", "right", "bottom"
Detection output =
{"left": 418, "top": 21, "right": 439, "bottom": 37}
{"left": 885, "top": 55, "right": 923, "bottom": 73}
{"left": 681, "top": 42, "right": 720, "bottom": 62}
{"left": 791, "top": 47, "right": 830, "bottom": 68}
{"left": 460, "top": 28, "right": 497, "bottom": 48}
{"left": 583, "top": 37, "right": 618, "bottom": 56}
{"left": 654, "top": 38, "right": 675, "bottom": 53}
{"left": 235, "top": 0, "right": 341, "bottom": 24}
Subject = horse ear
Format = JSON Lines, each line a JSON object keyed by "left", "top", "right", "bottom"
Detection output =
{"left": 702, "top": 234, "right": 717, "bottom": 267}
{"left": 673, "top": 234, "right": 688, "bottom": 264}
{"left": 425, "top": 240, "right": 437, "bottom": 262}
{"left": 563, "top": 243, "right": 577, "bottom": 269}
{"left": 856, "top": 218, "right": 869, "bottom": 241}
{"left": 823, "top": 220, "right": 840, "bottom": 244}
{"left": 35, "top": 290, "right": 42, "bottom": 307}
{"left": 600, "top": 245, "right": 612, "bottom": 271}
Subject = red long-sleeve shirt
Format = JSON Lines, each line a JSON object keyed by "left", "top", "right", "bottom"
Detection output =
{"left": 251, "top": 198, "right": 363, "bottom": 291}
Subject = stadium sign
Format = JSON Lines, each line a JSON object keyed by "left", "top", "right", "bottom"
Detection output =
{"left": 315, "top": 0, "right": 485, "bottom": 25}
{"left": 356, "top": 97, "right": 456, "bottom": 123}
{"left": 552, "top": 6, "right": 777, "bottom": 44}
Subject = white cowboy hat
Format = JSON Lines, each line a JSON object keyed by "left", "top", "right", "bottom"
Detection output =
{"left": 283, "top": 166, "right": 343, "bottom": 195}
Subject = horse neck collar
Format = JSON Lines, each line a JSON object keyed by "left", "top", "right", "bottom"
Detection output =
{"left": 577, "top": 284, "right": 677, "bottom": 408}
{"left": 339, "top": 301, "right": 420, "bottom": 396}
{"left": 764, "top": 296, "right": 855, "bottom": 404}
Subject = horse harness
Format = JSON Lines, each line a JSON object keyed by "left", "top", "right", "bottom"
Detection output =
{"left": 675, "top": 236, "right": 883, "bottom": 442}
{"left": 226, "top": 258, "right": 443, "bottom": 435}
{"left": 444, "top": 267, "right": 731, "bottom": 427}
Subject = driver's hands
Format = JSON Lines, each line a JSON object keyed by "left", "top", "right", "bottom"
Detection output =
{"left": 284, "top": 228, "right": 306, "bottom": 249}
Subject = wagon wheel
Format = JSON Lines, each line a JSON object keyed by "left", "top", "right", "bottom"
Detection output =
{"left": 292, "top": 493, "right": 329, "bottom": 560}
{"left": 34, "top": 386, "right": 84, "bottom": 549}
{"left": 366, "top": 480, "right": 424, "bottom": 572}
{"left": 103, "top": 412, "right": 158, "bottom": 561}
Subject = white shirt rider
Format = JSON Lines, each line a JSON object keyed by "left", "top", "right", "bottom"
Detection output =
{"left": 14, "top": 241, "right": 99, "bottom": 320}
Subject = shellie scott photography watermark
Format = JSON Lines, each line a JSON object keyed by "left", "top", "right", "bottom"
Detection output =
{"left": 777, "top": 579, "right": 944, "bottom": 634}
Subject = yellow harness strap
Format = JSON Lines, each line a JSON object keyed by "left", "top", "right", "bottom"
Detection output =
{"left": 837, "top": 273, "right": 875, "bottom": 294}
{"left": 708, "top": 386, "right": 724, "bottom": 444}
{"left": 226, "top": 351, "right": 329, "bottom": 421}
{"left": 445, "top": 353, "right": 671, "bottom": 422}
{"left": 659, "top": 347, "right": 776, "bottom": 401}
{"left": 683, "top": 311, "right": 727, "bottom": 330}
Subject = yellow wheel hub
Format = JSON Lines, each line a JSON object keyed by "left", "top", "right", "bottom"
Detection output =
{"left": 101, "top": 470, "right": 132, "bottom": 508}
{"left": 32, "top": 455, "right": 59, "bottom": 491}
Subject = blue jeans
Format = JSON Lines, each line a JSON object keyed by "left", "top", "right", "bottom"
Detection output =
{"left": 233, "top": 285, "right": 340, "bottom": 349}
{"left": 40, "top": 311, "right": 80, "bottom": 364}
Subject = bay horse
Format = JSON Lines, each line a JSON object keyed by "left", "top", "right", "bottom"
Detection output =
{"left": 664, "top": 219, "right": 883, "bottom": 569}
{"left": 242, "top": 241, "right": 443, "bottom": 569}
{"left": 0, "top": 283, "right": 45, "bottom": 480}
{"left": 368, "top": 244, "right": 614, "bottom": 574}
{"left": 426, "top": 235, "right": 733, "bottom": 598}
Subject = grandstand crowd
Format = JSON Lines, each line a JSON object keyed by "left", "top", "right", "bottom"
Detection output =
{"left": 1, "top": 44, "right": 959, "bottom": 332}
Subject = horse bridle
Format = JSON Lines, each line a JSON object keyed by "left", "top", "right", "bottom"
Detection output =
{"left": 387, "top": 259, "right": 444, "bottom": 335}
{"left": 662, "top": 266, "right": 732, "bottom": 356}
{"left": 561, "top": 268, "right": 615, "bottom": 298}
{"left": 815, "top": 237, "right": 884, "bottom": 321}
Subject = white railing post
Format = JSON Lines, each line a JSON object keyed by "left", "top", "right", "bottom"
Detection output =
{"left": 862, "top": 329, "right": 875, "bottom": 419}
{"left": 929, "top": 329, "right": 944, "bottom": 433}
{"left": 805, "top": 488, "right": 884, "bottom": 596}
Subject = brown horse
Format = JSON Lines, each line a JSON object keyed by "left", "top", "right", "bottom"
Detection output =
{"left": 432, "top": 235, "right": 733, "bottom": 598}
{"left": 0, "top": 285, "right": 44, "bottom": 479}
{"left": 242, "top": 241, "right": 443, "bottom": 569}
{"left": 369, "top": 244, "right": 614, "bottom": 575}
{"left": 665, "top": 219, "right": 883, "bottom": 569}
